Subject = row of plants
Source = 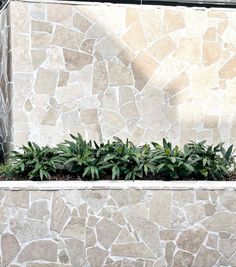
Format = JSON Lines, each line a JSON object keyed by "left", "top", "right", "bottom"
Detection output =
{"left": 0, "top": 133, "right": 235, "bottom": 181}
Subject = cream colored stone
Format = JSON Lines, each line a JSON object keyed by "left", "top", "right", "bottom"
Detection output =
{"left": 204, "top": 115, "right": 219, "bottom": 128}
{"left": 31, "top": 20, "right": 52, "bottom": 33}
{"left": 203, "top": 41, "right": 221, "bottom": 66}
{"left": 174, "top": 37, "right": 201, "bottom": 64}
{"left": 120, "top": 102, "right": 139, "bottom": 119}
{"left": 80, "top": 38, "right": 95, "bottom": 55}
{"left": 122, "top": 20, "right": 147, "bottom": 51}
{"left": 1, "top": 234, "right": 20, "bottom": 267}
{"left": 108, "top": 61, "right": 133, "bottom": 86}
{"left": 35, "top": 67, "right": 58, "bottom": 95}
{"left": 206, "top": 233, "right": 218, "bottom": 249}
{"left": 203, "top": 27, "right": 217, "bottom": 41}
{"left": 48, "top": 46, "right": 64, "bottom": 70}
{"left": 163, "top": 9, "right": 185, "bottom": 33}
{"left": 165, "top": 241, "right": 175, "bottom": 267}
{"left": 31, "top": 32, "right": 51, "bottom": 49}
{"left": 148, "top": 35, "right": 176, "bottom": 61}
{"left": 219, "top": 55, "right": 236, "bottom": 79}
{"left": 18, "top": 240, "right": 57, "bottom": 263}
{"left": 160, "top": 230, "right": 177, "bottom": 241}
{"left": 111, "top": 242, "right": 155, "bottom": 259}
{"left": 131, "top": 51, "right": 158, "bottom": 91}
{"left": 47, "top": 4, "right": 73, "bottom": 26}
{"left": 4, "top": 191, "right": 29, "bottom": 208}
{"left": 149, "top": 191, "right": 172, "bottom": 227}
{"left": 116, "top": 228, "right": 136, "bottom": 243}
{"left": 80, "top": 109, "right": 98, "bottom": 124}
{"left": 73, "top": 12, "right": 92, "bottom": 32}
{"left": 173, "top": 191, "right": 194, "bottom": 202}
{"left": 11, "top": 2, "right": 30, "bottom": 33}
{"left": 138, "top": 9, "right": 162, "bottom": 42}
{"left": 204, "top": 203, "right": 216, "bottom": 216}
{"left": 185, "top": 203, "right": 206, "bottom": 224}
{"left": 100, "top": 110, "right": 126, "bottom": 129}
{"left": 58, "top": 71, "right": 69, "bottom": 87}
{"left": 27, "top": 200, "right": 49, "bottom": 220}
{"left": 52, "top": 25, "right": 84, "bottom": 50}
{"left": 164, "top": 72, "right": 189, "bottom": 98}
{"left": 63, "top": 49, "right": 92, "bottom": 71}
{"left": 31, "top": 49, "right": 47, "bottom": 70}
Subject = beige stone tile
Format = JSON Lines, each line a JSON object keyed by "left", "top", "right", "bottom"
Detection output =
{"left": 63, "top": 49, "right": 92, "bottom": 71}
{"left": 126, "top": 7, "right": 138, "bottom": 27}
{"left": 219, "top": 55, "right": 236, "bottom": 79}
{"left": 173, "top": 37, "right": 201, "bottom": 64}
{"left": 148, "top": 35, "right": 176, "bottom": 61}
{"left": 31, "top": 20, "right": 53, "bottom": 33}
{"left": 163, "top": 9, "right": 185, "bottom": 33}
{"left": 73, "top": 12, "right": 92, "bottom": 33}
{"left": 131, "top": 51, "right": 158, "bottom": 91}
{"left": 35, "top": 67, "right": 58, "bottom": 95}
{"left": 47, "top": 3, "right": 73, "bottom": 26}
{"left": 11, "top": 2, "right": 30, "bottom": 33}
{"left": 80, "top": 109, "right": 98, "bottom": 124}
{"left": 203, "top": 41, "right": 221, "bottom": 66}
{"left": 108, "top": 61, "right": 133, "bottom": 86}
{"left": 31, "top": 49, "right": 47, "bottom": 70}
{"left": 203, "top": 27, "right": 218, "bottom": 41}
{"left": 31, "top": 32, "right": 51, "bottom": 49}
{"left": 52, "top": 25, "right": 84, "bottom": 50}
{"left": 122, "top": 20, "right": 147, "bottom": 52}
{"left": 164, "top": 72, "right": 189, "bottom": 98}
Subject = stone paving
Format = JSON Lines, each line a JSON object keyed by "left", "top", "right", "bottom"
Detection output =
{"left": 0, "top": 187, "right": 236, "bottom": 266}
{"left": 9, "top": 1, "right": 236, "bottom": 149}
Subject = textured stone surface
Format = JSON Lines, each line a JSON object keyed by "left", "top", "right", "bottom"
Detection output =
{"left": 3, "top": 1, "right": 236, "bottom": 150}
{"left": 0, "top": 187, "right": 234, "bottom": 265}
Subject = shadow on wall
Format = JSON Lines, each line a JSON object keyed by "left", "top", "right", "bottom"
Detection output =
{"left": 0, "top": 4, "right": 12, "bottom": 162}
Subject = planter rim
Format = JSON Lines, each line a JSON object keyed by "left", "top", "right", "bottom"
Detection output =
{"left": 0, "top": 180, "right": 235, "bottom": 190}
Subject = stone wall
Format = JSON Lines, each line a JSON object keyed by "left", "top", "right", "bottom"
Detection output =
{"left": 9, "top": 1, "right": 236, "bottom": 149}
{"left": 0, "top": 181, "right": 235, "bottom": 266}
{"left": 0, "top": 3, "right": 12, "bottom": 161}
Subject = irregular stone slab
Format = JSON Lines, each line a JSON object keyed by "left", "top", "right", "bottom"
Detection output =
{"left": 192, "top": 246, "right": 220, "bottom": 267}
{"left": 52, "top": 25, "right": 83, "bottom": 50}
{"left": 219, "top": 239, "right": 236, "bottom": 258}
{"left": 17, "top": 240, "right": 57, "bottom": 263}
{"left": 125, "top": 215, "right": 161, "bottom": 256}
{"left": 108, "top": 61, "right": 133, "bottom": 86}
{"left": 202, "top": 212, "right": 236, "bottom": 234}
{"left": 27, "top": 264, "right": 70, "bottom": 267}
{"left": 58, "top": 249, "right": 70, "bottom": 264}
{"left": 47, "top": 4, "right": 73, "bottom": 25}
{"left": 173, "top": 190, "right": 194, "bottom": 203}
{"left": 116, "top": 228, "right": 136, "bottom": 243}
{"left": 31, "top": 49, "right": 47, "bottom": 70}
{"left": 62, "top": 216, "right": 86, "bottom": 240}
{"left": 165, "top": 241, "right": 175, "bottom": 266}
{"left": 96, "top": 218, "right": 121, "bottom": 249}
{"left": 50, "top": 193, "right": 70, "bottom": 233}
{"left": 65, "top": 239, "right": 86, "bottom": 266}
{"left": 206, "top": 233, "right": 218, "bottom": 249}
{"left": 176, "top": 228, "right": 207, "bottom": 253}
{"left": 92, "top": 61, "right": 108, "bottom": 94}
{"left": 1, "top": 233, "right": 20, "bottom": 267}
{"left": 63, "top": 49, "right": 92, "bottom": 71}
{"left": 35, "top": 67, "right": 58, "bottom": 95}
{"left": 149, "top": 191, "right": 172, "bottom": 227}
{"left": 86, "top": 227, "right": 96, "bottom": 247}
{"left": 87, "top": 246, "right": 109, "bottom": 267}
{"left": 163, "top": 9, "right": 185, "bottom": 33}
{"left": 219, "top": 190, "right": 236, "bottom": 212}
{"left": 111, "top": 242, "right": 156, "bottom": 259}
{"left": 31, "top": 32, "right": 51, "bottom": 49}
{"left": 81, "top": 190, "right": 108, "bottom": 212}
{"left": 10, "top": 218, "right": 49, "bottom": 243}
{"left": 160, "top": 230, "right": 177, "bottom": 241}
{"left": 73, "top": 12, "right": 91, "bottom": 32}
{"left": 204, "top": 203, "right": 216, "bottom": 216}
{"left": 27, "top": 200, "right": 50, "bottom": 220}
{"left": 131, "top": 51, "right": 158, "bottom": 91}
{"left": 172, "top": 250, "right": 194, "bottom": 267}
{"left": 219, "top": 55, "right": 236, "bottom": 79}
{"left": 4, "top": 191, "right": 29, "bottom": 208}
{"left": 31, "top": 20, "right": 53, "bottom": 33}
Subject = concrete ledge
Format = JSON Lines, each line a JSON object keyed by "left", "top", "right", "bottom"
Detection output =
{"left": 0, "top": 180, "right": 235, "bottom": 190}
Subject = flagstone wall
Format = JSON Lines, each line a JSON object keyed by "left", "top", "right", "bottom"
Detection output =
{"left": 0, "top": 4, "right": 12, "bottom": 161}
{"left": 8, "top": 0, "right": 236, "bottom": 149}
{"left": 0, "top": 181, "right": 235, "bottom": 266}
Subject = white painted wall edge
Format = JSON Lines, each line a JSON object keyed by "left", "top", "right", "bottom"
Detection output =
{"left": 0, "top": 180, "right": 235, "bottom": 190}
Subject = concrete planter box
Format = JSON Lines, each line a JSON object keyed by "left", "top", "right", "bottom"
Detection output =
{"left": 0, "top": 180, "right": 235, "bottom": 266}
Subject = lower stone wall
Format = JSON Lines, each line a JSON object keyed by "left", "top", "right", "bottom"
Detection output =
{"left": 0, "top": 181, "right": 235, "bottom": 266}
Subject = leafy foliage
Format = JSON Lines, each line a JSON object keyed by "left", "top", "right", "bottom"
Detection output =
{"left": 2, "top": 134, "right": 235, "bottom": 181}
{"left": 9, "top": 142, "right": 60, "bottom": 180}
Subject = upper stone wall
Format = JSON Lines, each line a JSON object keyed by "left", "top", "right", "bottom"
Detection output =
{"left": 0, "top": 4, "right": 12, "bottom": 161}
{"left": 10, "top": 1, "right": 236, "bottom": 148}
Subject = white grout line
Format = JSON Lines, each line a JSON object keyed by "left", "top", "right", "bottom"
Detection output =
{"left": 0, "top": 180, "right": 235, "bottom": 190}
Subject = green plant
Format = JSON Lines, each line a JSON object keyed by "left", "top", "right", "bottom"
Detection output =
{"left": 0, "top": 163, "right": 12, "bottom": 178}
{"left": 184, "top": 141, "right": 235, "bottom": 180}
{"left": 9, "top": 142, "right": 60, "bottom": 180}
